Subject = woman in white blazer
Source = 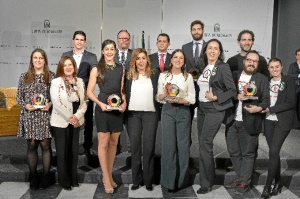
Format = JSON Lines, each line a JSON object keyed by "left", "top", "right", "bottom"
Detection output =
{"left": 50, "top": 56, "right": 87, "bottom": 190}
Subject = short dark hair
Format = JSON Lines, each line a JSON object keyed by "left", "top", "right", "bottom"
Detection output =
{"left": 295, "top": 49, "right": 300, "bottom": 55}
{"left": 117, "top": 29, "right": 131, "bottom": 39}
{"left": 157, "top": 33, "right": 170, "bottom": 42}
{"left": 56, "top": 56, "right": 78, "bottom": 77}
{"left": 245, "top": 50, "right": 260, "bottom": 59}
{"left": 268, "top": 57, "right": 282, "bottom": 66}
{"left": 73, "top": 30, "right": 86, "bottom": 40}
{"left": 237, "top": 30, "right": 255, "bottom": 42}
{"left": 190, "top": 20, "right": 204, "bottom": 31}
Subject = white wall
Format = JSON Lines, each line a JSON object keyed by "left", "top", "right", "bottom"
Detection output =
{"left": 0, "top": 0, "right": 273, "bottom": 87}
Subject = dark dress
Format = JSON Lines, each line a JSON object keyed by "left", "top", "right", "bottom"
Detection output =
{"left": 95, "top": 64, "right": 124, "bottom": 132}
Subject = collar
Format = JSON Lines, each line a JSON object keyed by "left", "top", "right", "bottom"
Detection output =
{"left": 193, "top": 40, "right": 203, "bottom": 45}
{"left": 73, "top": 50, "right": 84, "bottom": 56}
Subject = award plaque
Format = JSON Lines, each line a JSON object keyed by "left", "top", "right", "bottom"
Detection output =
{"left": 107, "top": 94, "right": 122, "bottom": 110}
{"left": 165, "top": 83, "right": 180, "bottom": 100}
{"left": 243, "top": 83, "right": 258, "bottom": 100}
{"left": 32, "top": 93, "right": 46, "bottom": 108}
{"left": 189, "top": 68, "right": 200, "bottom": 81}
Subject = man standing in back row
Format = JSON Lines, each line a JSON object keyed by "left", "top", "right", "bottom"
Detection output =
{"left": 62, "top": 31, "right": 98, "bottom": 160}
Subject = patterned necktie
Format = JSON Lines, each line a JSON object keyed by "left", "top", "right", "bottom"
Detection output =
{"left": 121, "top": 52, "right": 125, "bottom": 65}
{"left": 194, "top": 42, "right": 199, "bottom": 66}
{"left": 160, "top": 54, "right": 165, "bottom": 72}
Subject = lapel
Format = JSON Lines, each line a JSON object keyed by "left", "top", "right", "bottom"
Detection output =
{"left": 164, "top": 53, "right": 171, "bottom": 71}
{"left": 114, "top": 49, "right": 120, "bottom": 64}
{"left": 275, "top": 74, "right": 286, "bottom": 104}
{"left": 187, "top": 42, "right": 194, "bottom": 59}
{"left": 208, "top": 60, "right": 220, "bottom": 86}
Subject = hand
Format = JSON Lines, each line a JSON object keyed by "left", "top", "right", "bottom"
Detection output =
{"left": 205, "top": 87, "right": 215, "bottom": 101}
{"left": 260, "top": 108, "right": 269, "bottom": 113}
{"left": 25, "top": 104, "right": 37, "bottom": 111}
{"left": 166, "top": 98, "right": 179, "bottom": 104}
{"left": 99, "top": 102, "right": 111, "bottom": 112}
{"left": 243, "top": 105, "right": 262, "bottom": 113}
{"left": 119, "top": 102, "right": 126, "bottom": 113}
{"left": 41, "top": 102, "right": 51, "bottom": 111}
{"left": 69, "top": 115, "right": 80, "bottom": 127}
{"left": 237, "top": 93, "right": 247, "bottom": 101}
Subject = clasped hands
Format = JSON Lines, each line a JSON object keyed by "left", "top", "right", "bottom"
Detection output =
{"left": 69, "top": 115, "right": 80, "bottom": 128}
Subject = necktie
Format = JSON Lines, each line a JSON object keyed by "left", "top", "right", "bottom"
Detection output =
{"left": 160, "top": 54, "right": 165, "bottom": 72}
{"left": 121, "top": 52, "right": 125, "bottom": 65}
{"left": 194, "top": 42, "right": 199, "bottom": 66}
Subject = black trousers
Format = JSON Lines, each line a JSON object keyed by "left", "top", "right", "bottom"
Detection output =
{"left": 52, "top": 124, "right": 79, "bottom": 187}
{"left": 264, "top": 120, "right": 290, "bottom": 186}
{"left": 83, "top": 99, "right": 94, "bottom": 151}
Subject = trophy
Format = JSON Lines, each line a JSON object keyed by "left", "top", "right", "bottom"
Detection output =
{"left": 107, "top": 94, "right": 122, "bottom": 110}
{"left": 243, "top": 83, "right": 258, "bottom": 100}
{"left": 165, "top": 83, "right": 180, "bottom": 100}
{"left": 32, "top": 93, "right": 47, "bottom": 108}
{"left": 189, "top": 68, "right": 200, "bottom": 81}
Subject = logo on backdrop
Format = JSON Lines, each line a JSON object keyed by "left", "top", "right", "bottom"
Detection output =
{"left": 204, "top": 22, "right": 232, "bottom": 38}
{"left": 32, "top": 19, "right": 62, "bottom": 34}
{"left": 44, "top": 20, "right": 50, "bottom": 28}
{"left": 214, "top": 23, "right": 220, "bottom": 32}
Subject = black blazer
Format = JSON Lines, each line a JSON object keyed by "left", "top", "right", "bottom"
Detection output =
{"left": 114, "top": 49, "right": 133, "bottom": 72}
{"left": 207, "top": 60, "right": 237, "bottom": 111}
{"left": 125, "top": 69, "right": 161, "bottom": 120}
{"left": 62, "top": 50, "right": 97, "bottom": 87}
{"left": 227, "top": 71, "right": 270, "bottom": 134}
{"left": 287, "top": 62, "right": 300, "bottom": 93}
{"left": 182, "top": 40, "right": 206, "bottom": 72}
{"left": 149, "top": 52, "right": 171, "bottom": 72}
{"left": 268, "top": 75, "right": 299, "bottom": 131}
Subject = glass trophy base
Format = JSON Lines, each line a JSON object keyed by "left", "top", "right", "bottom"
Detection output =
{"left": 165, "top": 96, "right": 179, "bottom": 101}
{"left": 244, "top": 96, "right": 258, "bottom": 100}
{"left": 33, "top": 105, "right": 45, "bottom": 108}
{"left": 107, "top": 105, "right": 122, "bottom": 110}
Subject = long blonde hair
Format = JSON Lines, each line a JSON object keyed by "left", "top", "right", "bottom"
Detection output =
{"left": 127, "top": 48, "right": 153, "bottom": 80}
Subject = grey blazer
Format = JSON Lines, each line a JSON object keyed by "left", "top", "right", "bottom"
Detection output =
{"left": 287, "top": 62, "right": 300, "bottom": 93}
{"left": 149, "top": 52, "right": 171, "bottom": 72}
{"left": 182, "top": 40, "right": 206, "bottom": 72}
{"left": 62, "top": 50, "right": 97, "bottom": 87}
{"left": 114, "top": 49, "right": 133, "bottom": 72}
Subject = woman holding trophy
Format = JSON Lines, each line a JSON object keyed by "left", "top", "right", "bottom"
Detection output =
{"left": 156, "top": 49, "right": 195, "bottom": 192}
{"left": 16, "top": 48, "right": 55, "bottom": 190}
{"left": 87, "top": 39, "right": 126, "bottom": 194}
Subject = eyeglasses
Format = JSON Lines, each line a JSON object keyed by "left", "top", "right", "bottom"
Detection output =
{"left": 118, "top": 38, "right": 130, "bottom": 41}
{"left": 246, "top": 58, "right": 258, "bottom": 64}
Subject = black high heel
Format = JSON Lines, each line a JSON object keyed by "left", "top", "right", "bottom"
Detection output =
{"left": 261, "top": 186, "right": 271, "bottom": 198}
{"left": 271, "top": 183, "right": 282, "bottom": 196}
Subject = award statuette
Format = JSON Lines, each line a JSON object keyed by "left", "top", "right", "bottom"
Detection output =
{"left": 165, "top": 83, "right": 180, "bottom": 100}
{"left": 32, "top": 93, "right": 47, "bottom": 108}
{"left": 189, "top": 68, "right": 200, "bottom": 81}
{"left": 107, "top": 94, "right": 122, "bottom": 110}
{"left": 243, "top": 83, "right": 258, "bottom": 100}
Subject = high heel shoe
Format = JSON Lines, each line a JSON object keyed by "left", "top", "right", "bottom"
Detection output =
{"left": 271, "top": 183, "right": 282, "bottom": 196}
{"left": 261, "top": 186, "right": 271, "bottom": 198}
{"left": 102, "top": 178, "right": 114, "bottom": 194}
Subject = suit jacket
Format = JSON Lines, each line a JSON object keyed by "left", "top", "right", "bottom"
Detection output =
{"left": 114, "top": 49, "right": 133, "bottom": 72}
{"left": 62, "top": 50, "right": 97, "bottom": 87}
{"left": 125, "top": 69, "right": 161, "bottom": 120}
{"left": 287, "top": 62, "right": 300, "bottom": 93}
{"left": 149, "top": 52, "right": 171, "bottom": 72}
{"left": 268, "top": 75, "right": 299, "bottom": 131}
{"left": 208, "top": 60, "right": 237, "bottom": 111}
{"left": 182, "top": 40, "right": 206, "bottom": 72}
{"left": 50, "top": 77, "right": 87, "bottom": 128}
{"left": 226, "top": 71, "right": 270, "bottom": 134}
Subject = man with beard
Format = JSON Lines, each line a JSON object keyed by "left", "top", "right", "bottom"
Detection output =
{"left": 182, "top": 20, "right": 206, "bottom": 139}
{"left": 227, "top": 30, "right": 269, "bottom": 78}
{"left": 224, "top": 50, "right": 269, "bottom": 195}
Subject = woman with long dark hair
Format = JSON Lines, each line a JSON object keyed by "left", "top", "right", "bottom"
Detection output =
{"left": 17, "top": 48, "right": 55, "bottom": 189}
{"left": 87, "top": 39, "right": 126, "bottom": 194}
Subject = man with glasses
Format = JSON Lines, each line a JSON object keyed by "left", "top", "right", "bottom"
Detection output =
{"left": 62, "top": 30, "right": 98, "bottom": 162}
{"left": 224, "top": 50, "right": 269, "bottom": 195}
{"left": 227, "top": 30, "right": 269, "bottom": 78}
{"left": 114, "top": 30, "right": 132, "bottom": 72}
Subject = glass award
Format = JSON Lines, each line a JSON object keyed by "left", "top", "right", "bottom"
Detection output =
{"left": 243, "top": 83, "right": 258, "bottom": 100}
{"left": 107, "top": 94, "right": 122, "bottom": 110}
{"left": 32, "top": 93, "right": 46, "bottom": 108}
{"left": 165, "top": 83, "right": 180, "bottom": 100}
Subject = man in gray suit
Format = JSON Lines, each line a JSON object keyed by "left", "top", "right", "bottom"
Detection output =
{"left": 114, "top": 29, "right": 133, "bottom": 72}
{"left": 149, "top": 33, "right": 171, "bottom": 120}
{"left": 62, "top": 31, "right": 98, "bottom": 160}
{"left": 182, "top": 20, "right": 206, "bottom": 141}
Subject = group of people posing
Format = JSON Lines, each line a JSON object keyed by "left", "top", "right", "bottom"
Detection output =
{"left": 16, "top": 20, "right": 299, "bottom": 198}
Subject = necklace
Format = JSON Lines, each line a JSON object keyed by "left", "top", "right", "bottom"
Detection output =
{"left": 105, "top": 63, "right": 116, "bottom": 70}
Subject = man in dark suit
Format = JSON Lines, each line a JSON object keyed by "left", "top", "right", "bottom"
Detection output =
{"left": 182, "top": 20, "right": 206, "bottom": 143}
{"left": 224, "top": 50, "right": 269, "bottom": 195}
{"left": 149, "top": 33, "right": 171, "bottom": 120}
{"left": 114, "top": 29, "right": 132, "bottom": 154}
{"left": 287, "top": 49, "right": 300, "bottom": 123}
{"left": 114, "top": 30, "right": 133, "bottom": 72}
{"left": 227, "top": 30, "right": 269, "bottom": 78}
{"left": 62, "top": 30, "right": 98, "bottom": 159}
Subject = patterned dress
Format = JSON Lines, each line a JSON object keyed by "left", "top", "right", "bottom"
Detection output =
{"left": 16, "top": 72, "right": 56, "bottom": 140}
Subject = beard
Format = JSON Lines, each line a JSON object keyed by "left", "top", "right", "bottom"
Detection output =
{"left": 192, "top": 33, "right": 203, "bottom": 41}
{"left": 243, "top": 65, "right": 258, "bottom": 75}
{"left": 240, "top": 44, "right": 252, "bottom": 52}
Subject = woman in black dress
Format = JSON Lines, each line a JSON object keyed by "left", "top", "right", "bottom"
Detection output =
{"left": 87, "top": 39, "right": 126, "bottom": 194}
